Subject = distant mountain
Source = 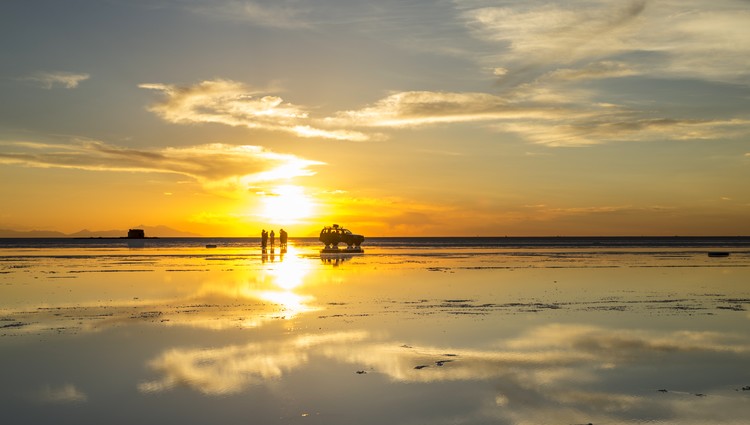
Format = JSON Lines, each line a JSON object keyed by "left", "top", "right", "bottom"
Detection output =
{"left": 131, "top": 225, "right": 202, "bottom": 237}
{"left": 68, "top": 229, "right": 125, "bottom": 238}
{"left": 0, "top": 225, "right": 201, "bottom": 238}
{"left": 0, "top": 229, "right": 68, "bottom": 238}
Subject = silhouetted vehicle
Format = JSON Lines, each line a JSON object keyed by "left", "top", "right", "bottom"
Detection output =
{"left": 319, "top": 224, "right": 364, "bottom": 250}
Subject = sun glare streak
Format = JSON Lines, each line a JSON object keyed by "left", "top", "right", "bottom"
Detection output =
{"left": 254, "top": 245, "right": 316, "bottom": 317}
{"left": 267, "top": 245, "right": 311, "bottom": 290}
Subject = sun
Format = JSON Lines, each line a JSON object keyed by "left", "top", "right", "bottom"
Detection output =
{"left": 259, "top": 185, "right": 315, "bottom": 224}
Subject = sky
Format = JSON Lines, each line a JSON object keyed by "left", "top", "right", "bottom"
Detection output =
{"left": 1, "top": 0, "right": 749, "bottom": 237}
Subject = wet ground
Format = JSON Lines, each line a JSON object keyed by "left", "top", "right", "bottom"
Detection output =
{"left": 1, "top": 244, "right": 749, "bottom": 424}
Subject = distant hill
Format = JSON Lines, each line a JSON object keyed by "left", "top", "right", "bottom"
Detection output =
{"left": 0, "top": 225, "right": 201, "bottom": 238}
{"left": 0, "top": 229, "right": 68, "bottom": 238}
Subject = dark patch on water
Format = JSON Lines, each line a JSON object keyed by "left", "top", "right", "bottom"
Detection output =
{"left": 0, "top": 322, "right": 28, "bottom": 329}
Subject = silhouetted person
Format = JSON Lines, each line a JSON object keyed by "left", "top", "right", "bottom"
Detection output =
{"left": 270, "top": 230, "right": 275, "bottom": 246}
{"left": 279, "top": 228, "right": 287, "bottom": 247}
{"left": 261, "top": 229, "right": 268, "bottom": 248}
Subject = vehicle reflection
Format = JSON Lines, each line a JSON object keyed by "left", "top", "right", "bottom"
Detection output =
{"left": 320, "top": 253, "right": 357, "bottom": 267}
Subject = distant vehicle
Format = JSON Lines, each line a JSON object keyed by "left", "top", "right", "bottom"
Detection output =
{"left": 319, "top": 224, "right": 364, "bottom": 251}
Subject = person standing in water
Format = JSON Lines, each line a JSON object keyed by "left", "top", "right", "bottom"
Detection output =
{"left": 270, "top": 230, "right": 275, "bottom": 246}
{"left": 261, "top": 229, "right": 268, "bottom": 249}
{"left": 279, "top": 228, "right": 287, "bottom": 247}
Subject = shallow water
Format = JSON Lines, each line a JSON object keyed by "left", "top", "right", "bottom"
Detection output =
{"left": 1, "top": 240, "right": 749, "bottom": 424}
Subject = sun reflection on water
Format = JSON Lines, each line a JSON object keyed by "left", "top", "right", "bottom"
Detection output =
{"left": 255, "top": 245, "right": 316, "bottom": 317}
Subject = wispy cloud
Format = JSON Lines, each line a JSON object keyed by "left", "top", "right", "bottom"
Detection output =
{"left": 188, "top": 0, "right": 312, "bottom": 29}
{"left": 460, "top": 0, "right": 750, "bottom": 83}
{"left": 140, "top": 79, "right": 371, "bottom": 141}
{"left": 23, "top": 71, "right": 90, "bottom": 89}
{"left": 499, "top": 117, "right": 750, "bottom": 147}
{"left": 35, "top": 384, "right": 87, "bottom": 403}
{"left": 140, "top": 79, "right": 750, "bottom": 146}
{"left": 463, "top": 0, "right": 647, "bottom": 64}
{"left": 327, "top": 91, "right": 523, "bottom": 128}
{"left": 0, "top": 140, "right": 323, "bottom": 192}
{"left": 327, "top": 88, "right": 750, "bottom": 146}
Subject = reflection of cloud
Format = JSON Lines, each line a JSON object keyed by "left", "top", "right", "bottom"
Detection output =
{"left": 23, "top": 71, "right": 90, "bottom": 89}
{"left": 0, "top": 140, "right": 322, "bottom": 192}
{"left": 504, "top": 324, "right": 750, "bottom": 355}
{"left": 139, "top": 331, "right": 369, "bottom": 395}
{"left": 137, "top": 323, "right": 750, "bottom": 422}
{"left": 35, "top": 384, "right": 87, "bottom": 403}
{"left": 140, "top": 323, "right": 750, "bottom": 391}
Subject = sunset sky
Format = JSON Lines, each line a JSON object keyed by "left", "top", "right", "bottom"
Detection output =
{"left": 1, "top": 0, "right": 749, "bottom": 236}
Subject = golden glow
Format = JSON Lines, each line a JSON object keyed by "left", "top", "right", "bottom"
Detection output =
{"left": 266, "top": 246, "right": 311, "bottom": 290}
{"left": 255, "top": 245, "right": 316, "bottom": 317}
{"left": 259, "top": 185, "right": 315, "bottom": 224}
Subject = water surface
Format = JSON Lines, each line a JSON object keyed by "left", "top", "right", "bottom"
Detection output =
{"left": 1, "top": 238, "right": 749, "bottom": 424}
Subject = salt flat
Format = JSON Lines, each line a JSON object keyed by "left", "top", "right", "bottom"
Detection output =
{"left": 1, "top": 242, "right": 749, "bottom": 424}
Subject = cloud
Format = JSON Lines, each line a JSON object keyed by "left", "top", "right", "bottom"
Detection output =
{"left": 460, "top": 0, "right": 750, "bottom": 83}
{"left": 541, "top": 61, "right": 639, "bottom": 82}
{"left": 187, "top": 0, "right": 312, "bottom": 29}
{"left": 499, "top": 117, "right": 750, "bottom": 147}
{"left": 35, "top": 384, "right": 87, "bottom": 403}
{"left": 326, "top": 88, "right": 750, "bottom": 146}
{"left": 464, "top": 0, "right": 647, "bottom": 63}
{"left": 23, "top": 71, "right": 90, "bottom": 89}
{"left": 140, "top": 70, "right": 750, "bottom": 146}
{"left": 328, "top": 91, "right": 545, "bottom": 128}
{"left": 140, "top": 79, "right": 371, "bottom": 141}
{"left": 0, "top": 139, "right": 323, "bottom": 192}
